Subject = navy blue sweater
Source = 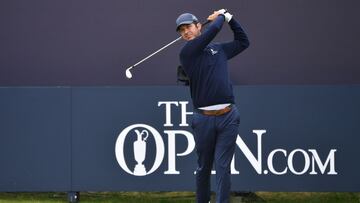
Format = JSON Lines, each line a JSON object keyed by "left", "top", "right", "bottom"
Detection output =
{"left": 179, "top": 15, "right": 249, "bottom": 108}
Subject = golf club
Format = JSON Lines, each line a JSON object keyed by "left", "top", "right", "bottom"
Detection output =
{"left": 125, "top": 20, "right": 211, "bottom": 79}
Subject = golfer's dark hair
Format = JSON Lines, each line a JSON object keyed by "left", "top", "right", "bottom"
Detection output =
{"left": 177, "top": 21, "right": 200, "bottom": 32}
{"left": 193, "top": 21, "right": 201, "bottom": 28}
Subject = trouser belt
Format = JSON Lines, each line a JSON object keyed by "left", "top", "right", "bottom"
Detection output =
{"left": 198, "top": 105, "right": 232, "bottom": 116}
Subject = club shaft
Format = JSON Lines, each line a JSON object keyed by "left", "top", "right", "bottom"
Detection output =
{"left": 126, "top": 20, "right": 211, "bottom": 72}
{"left": 129, "top": 36, "right": 182, "bottom": 69}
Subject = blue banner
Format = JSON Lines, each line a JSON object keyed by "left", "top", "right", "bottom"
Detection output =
{"left": 1, "top": 86, "right": 360, "bottom": 191}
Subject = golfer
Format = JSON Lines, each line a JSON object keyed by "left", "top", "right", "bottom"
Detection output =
{"left": 176, "top": 9, "right": 249, "bottom": 203}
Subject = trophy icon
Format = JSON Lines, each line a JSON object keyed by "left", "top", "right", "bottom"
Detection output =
{"left": 133, "top": 129, "right": 149, "bottom": 176}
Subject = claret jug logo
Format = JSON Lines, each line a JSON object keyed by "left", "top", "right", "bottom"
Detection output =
{"left": 115, "top": 101, "right": 338, "bottom": 177}
{"left": 115, "top": 124, "right": 165, "bottom": 176}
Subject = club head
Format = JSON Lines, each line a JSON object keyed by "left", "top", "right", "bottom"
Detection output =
{"left": 125, "top": 68, "right": 133, "bottom": 79}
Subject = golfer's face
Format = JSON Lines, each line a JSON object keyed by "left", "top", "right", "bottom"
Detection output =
{"left": 178, "top": 23, "right": 201, "bottom": 41}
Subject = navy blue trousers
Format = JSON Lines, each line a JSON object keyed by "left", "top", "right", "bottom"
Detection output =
{"left": 192, "top": 106, "right": 240, "bottom": 203}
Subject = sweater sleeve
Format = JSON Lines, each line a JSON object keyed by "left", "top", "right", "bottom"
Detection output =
{"left": 180, "top": 15, "right": 225, "bottom": 60}
{"left": 220, "top": 17, "right": 250, "bottom": 60}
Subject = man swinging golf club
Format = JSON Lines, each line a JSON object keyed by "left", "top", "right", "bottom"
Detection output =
{"left": 176, "top": 9, "right": 250, "bottom": 203}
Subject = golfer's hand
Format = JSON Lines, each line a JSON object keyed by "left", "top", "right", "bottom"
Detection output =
{"left": 207, "top": 9, "right": 233, "bottom": 22}
{"left": 207, "top": 11, "right": 221, "bottom": 21}
{"left": 217, "top": 9, "right": 233, "bottom": 22}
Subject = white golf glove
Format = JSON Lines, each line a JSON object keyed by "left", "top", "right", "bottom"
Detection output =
{"left": 217, "top": 9, "right": 233, "bottom": 22}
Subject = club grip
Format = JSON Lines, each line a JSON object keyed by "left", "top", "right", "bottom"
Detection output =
{"left": 202, "top": 20, "right": 211, "bottom": 26}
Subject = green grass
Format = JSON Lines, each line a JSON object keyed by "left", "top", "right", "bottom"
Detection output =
{"left": 256, "top": 192, "right": 360, "bottom": 203}
{"left": 0, "top": 192, "right": 359, "bottom": 203}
